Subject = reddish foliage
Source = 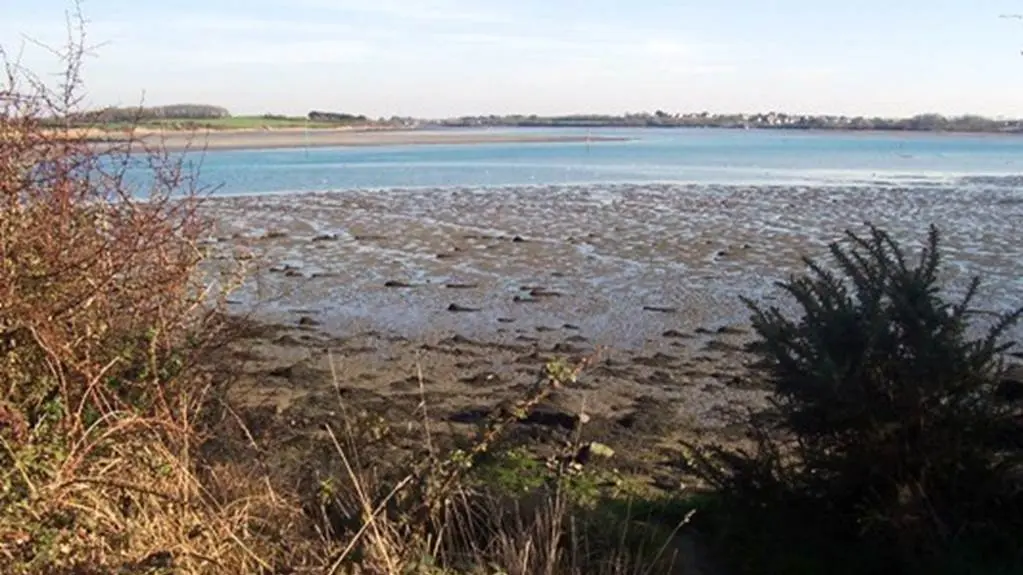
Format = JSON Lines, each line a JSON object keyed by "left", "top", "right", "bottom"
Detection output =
{"left": 0, "top": 14, "right": 223, "bottom": 436}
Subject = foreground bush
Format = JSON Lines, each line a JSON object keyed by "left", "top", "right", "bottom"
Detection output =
{"left": 689, "top": 224, "right": 1023, "bottom": 574}
{"left": 0, "top": 17, "right": 317, "bottom": 574}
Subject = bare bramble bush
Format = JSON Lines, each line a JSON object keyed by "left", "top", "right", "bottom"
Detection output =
{"left": 0, "top": 13, "right": 314, "bottom": 574}
{"left": 688, "top": 224, "right": 1023, "bottom": 575}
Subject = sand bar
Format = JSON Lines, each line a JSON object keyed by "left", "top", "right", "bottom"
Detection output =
{"left": 90, "top": 128, "right": 627, "bottom": 152}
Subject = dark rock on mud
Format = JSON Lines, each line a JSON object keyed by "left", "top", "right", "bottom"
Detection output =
{"left": 267, "top": 363, "right": 325, "bottom": 384}
{"left": 447, "top": 303, "right": 480, "bottom": 312}
{"left": 447, "top": 407, "right": 491, "bottom": 425}
{"left": 590, "top": 364, "right": 634, "bottom": 379}
{"left": 520, "top": 404, "right": 588, "bottom": 430}
{"left": 274, "top": 334, "right": 306, "bottom": 346}
{"left": 312, "top": 233, "right": 339, "bottom": 242}
{"left": 297, "top": 316, "right": 320, "bottom": 327}
{"left": 705, "top": 340, "right": 742, "bottom": 352}
{"left": 445, "top": 283, "right": 479, "bottom": 289}
{"left": 390, "top": 375, "right": 432, "bottom": 391}
{"left": 662, "top": 329, "right": 691, "bottom": 339}
{"left": 514, "top": 351, "right": 548, "bottom": 365}
{"left": 384, "top": 280, "right": 416, "bottom": 288}
{"left": 440, "top": 334, "right": 475, "bottom": 346}
{"left": 640, "top": 370, "right": 676, "bottom": 386}
{"left": 631, "top": 353, "right": 679, "bottom": 368}
{"left": 551, "top": 342, "right": 586, "bottom": 355}
{"left": 725, "top": 374, "right": 768, "bottom": 391}
{"left": 617, "top": 396, "right": 680, "bottom": 436}
{"left": 460, "top": 372, "right": 503, "bottom": 387}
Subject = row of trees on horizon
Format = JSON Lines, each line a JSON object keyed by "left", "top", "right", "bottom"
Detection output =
{"left": 60, "top": 104, "right": 1023, "bottom": 133}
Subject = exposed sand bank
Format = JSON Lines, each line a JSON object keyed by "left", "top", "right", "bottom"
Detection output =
{"left": 89, "top": 128, "right": 627, "bottom": 152}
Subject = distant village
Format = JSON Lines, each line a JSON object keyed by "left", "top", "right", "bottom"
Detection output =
{"left": 423, "top": 111, "right": 1023, "bottom": 133}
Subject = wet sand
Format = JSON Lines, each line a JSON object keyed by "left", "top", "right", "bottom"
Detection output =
{"left": 94, "top": 128, "right": 627, "bottom": 152}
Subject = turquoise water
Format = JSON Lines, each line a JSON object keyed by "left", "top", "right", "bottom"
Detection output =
{"left": 172, "top": 128, "right": 1023, "bottom": 196}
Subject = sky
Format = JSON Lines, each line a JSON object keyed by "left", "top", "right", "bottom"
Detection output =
{"left": 3, "top": 0, "right": 1023, "bottom": 118}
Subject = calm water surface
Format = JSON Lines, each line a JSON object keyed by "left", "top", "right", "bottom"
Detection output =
{"left": 165, "top": 128, "right": 1023, "bottom": 195}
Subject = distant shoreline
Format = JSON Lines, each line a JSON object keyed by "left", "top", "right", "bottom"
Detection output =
{"left": 69, "top": 106, "right": 1023, "bottom": 139}
{"left": 79, "top": 121, "right": 1023, "bottom": 154}
{"left": 87, "top": 128, "right": 628, "bottom": 152}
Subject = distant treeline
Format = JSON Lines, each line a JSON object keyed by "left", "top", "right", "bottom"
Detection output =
{"left": 57, "top": 105, "right": 1023, "bottom": 135}
{"left": 62, "top": 105, "right": 373, "bottom": 126}
{"left": 434, "top": 111, "right": 1023, "bottom": 133}
{"left": 68, "top": 104, "right": 231, "bottom": 124}
{"left": 306, "top": 111, "right": 369, "bottom": 123}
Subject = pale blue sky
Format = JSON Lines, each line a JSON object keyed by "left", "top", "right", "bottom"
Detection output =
{"left": 3, "top": 0, "right": 1023, "bottom": 117}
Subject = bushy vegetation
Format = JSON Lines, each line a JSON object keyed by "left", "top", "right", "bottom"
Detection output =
{"left": 306, "top": 110, "right": 369, "bottom": 123}
{"left": 67, "top": 104, "right": 232, "bottom": 124}
{"left": 687, "top": 225, "right": 1023, "bottom": 575}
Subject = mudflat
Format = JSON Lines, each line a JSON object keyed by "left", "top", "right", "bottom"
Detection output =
{"left": 200, "top": 180, "right": 1023, "bottom": 487}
